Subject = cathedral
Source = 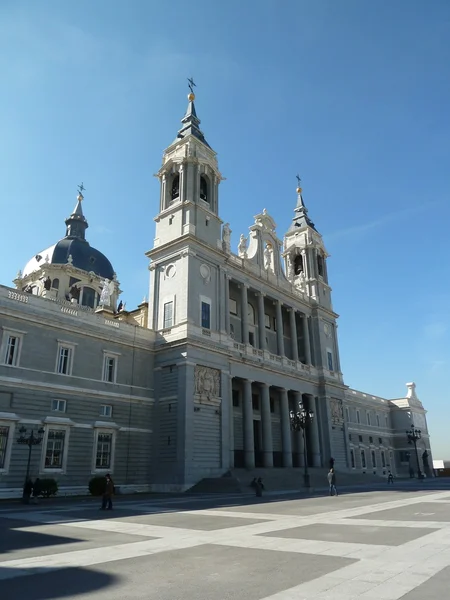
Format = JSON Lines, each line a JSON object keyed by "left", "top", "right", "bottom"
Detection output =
{"left": 0, "top": 87, "right": 433, "bottom": 497}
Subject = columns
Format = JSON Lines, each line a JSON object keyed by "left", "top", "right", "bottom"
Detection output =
{"left": 280, "top": 388, "right": 293, "bottom": 467}
{"left": 308, "top": 395, "right": 322, "bottom": 467}
{"left": 243, "top": 379, "right": 255, "bottom": 469}
{"left": 241, "top": 284, "right": 249, "bottom": 345}
{"left": 275, "top": 300, "right": 285, "bottom": 356}
{"left": 228, "top": 378, "right": 234, "bottom": 468}
{"left": 302, "top": 314, "right": 312, "bottom": 365}
{"left": 289, "top": 308, "right": 299, "bottom": 362}
{"left": 257, "top": 292, "right": 267, "bottom": 350}
{"left": 224, "top": 275, "right": 231, "bottom": 335}
{"left": 260, "top": 383, "right": 273, "bottom": 467}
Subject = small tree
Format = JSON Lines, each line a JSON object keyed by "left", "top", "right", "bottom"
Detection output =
{"left": 40, "top": 478, "right": 58, "bottom": 497}
{"left": 89, "top": 476, "right": 106, "bottom": 496}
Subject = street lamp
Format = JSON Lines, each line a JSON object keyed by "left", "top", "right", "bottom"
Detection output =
{"left": 290, "top": 401, "right": 314, "bottom": 488}
{"left": 406, "top": 424, "right": 423, "bottom": 479}
{"left": 17, "top": 425, "right": 45, "bottom": 501}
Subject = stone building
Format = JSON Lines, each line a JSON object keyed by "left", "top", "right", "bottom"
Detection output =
{"left": 0, "top": 89, "right": 433, "bottom": 497}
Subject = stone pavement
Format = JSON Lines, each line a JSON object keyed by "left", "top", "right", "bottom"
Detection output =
{"left": 1, "top": 488, "right": 450, "bottom": 599}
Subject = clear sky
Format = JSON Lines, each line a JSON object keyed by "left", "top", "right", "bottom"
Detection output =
{"left": 1, "top": 1, "right": 449, "bottom": 457}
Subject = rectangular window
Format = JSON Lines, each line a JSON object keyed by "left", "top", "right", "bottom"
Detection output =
{"left": 348, "top": 433, "right": 352, "bottom": 441}
{"left": 229, "top": 299, "right": 238, "bottom": 315}
{"left": 45, "top": 430, "right": 66, "bottom": 469}
{"left": 0, "top": 426, "right": 10, "bottom": 469}
{"left": 379, "top": 437, "right": 383, "bottom": 445}
{"left": 103, "top": 355, "right": 116, "bottom": 383}
{"left": 367, "top": 412, "right": 371, "bottom": 426}
{"left": 201, "top": 301, "right": 211, "bottom": 329}
{"left": 400, "top": 451, "right": 410, "bottom": 463}
{"left": 270, "top": 398, "right": 275, "bottom": 413}
{"left": 358, "top": 435, "right": 363, "bottom": 442}
{"left": 163, "top": 301, "right": 174, "bottom": 328}
{"left": 371, "top": 450, "right": 376, "bottom": 468}
{"left": 232, "top": 390, "right": 240, "bottom": 407}
{"left": 100, "top": 404, "right": 112, "bottom": 418}
{"left": 369, "top": 436, "right": 373, "bottom": 443}
{"left": 327, "top": 351, "right": 334, "bottom": 371}
{"left": 4, "top": 335, "right": 20, "bottom": 366}
{"left": 51, "top": 399, "right": 66, "bottom": 413}
{"left": 346, "top": 407, "right": 350, "bottom": 422}
{"left": 249, "top": 331, "right": 255, "bottom": 346}
{"left": 381, "top": 451, "right": 386, "bottom": 468}
{"left": 376, "top": 414, "right": 380, "bottom": 427}
{"left": 350, "top": 449, "right": 355, "bottom": 468}
{"left": 252, "top": 394, "right": 260, "bottom": 411}
{"left": 95, "top": 433, "right": 112, "bottom": 469}
{"left": 356, "top": 410, "right": 360, "bottom": 424}
{"left": 264, "top": 314, "right": 271, "bottom": 329}
{"left": 57, "top": 345, "right": 73, "bottom": 375}
{"left": 361, "top": 450, "right": 366, "bottom": 469}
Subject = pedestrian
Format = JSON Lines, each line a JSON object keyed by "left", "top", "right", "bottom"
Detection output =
{"left": 327, "top": 468, "right": 338, "bottom": 496}
{"left": 100, "top": 473, "right": 114, "bottom": 510}
{"left": 387, "top": 471, "right": 394, "bottom": 485}
{"left": 257, "top": 477, "right": 265, "bottom": 490}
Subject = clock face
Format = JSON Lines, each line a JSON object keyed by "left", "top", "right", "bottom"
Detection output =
{"left": 165, "top": 264, "right": 176, "bottom": 279}
{"left": 200, "top": 264, "right": 211, "bottom": 280}
{"left": 323, "top": 323, "right": 331, "bottom": 337}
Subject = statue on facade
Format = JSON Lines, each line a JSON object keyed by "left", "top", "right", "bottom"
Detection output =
{"left": 69, "top": 285, "right": 80, "bottom": 301}
{"left": 264, "top": 244, "right": 272, "bottom": 270}
{"left": 99, "top": 279, "right": 114, "bottom": 306}
{"left": 295, "top": 271, "right": 307, "bottom": 293}
{"left": 43, "top": 277, "right": 52, "bottom": 291}
{"left": 67, "top": 254, "right": 73, "bottom": 265}
{"left": 238, "top": 234, "right": 248, "bottom": 258}
{"left": 222, "top": 223, "right": 231, "bottom": 253}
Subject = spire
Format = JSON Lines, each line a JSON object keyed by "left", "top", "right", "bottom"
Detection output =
{"left": 288, "top": 176, "right": 317, "bottom": 232}
{"left": 175, "top": 78, "right": 210, "bottom": 148}
{"left": 65, "top": 183, "right": 89, "bottom": 240}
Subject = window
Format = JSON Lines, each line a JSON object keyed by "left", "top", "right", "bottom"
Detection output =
{"left": 3, "top": 334, "right": 21, "bottom": 367}
{"left": 350, "top": 449, "right": 355, "bottom": 468}
{"left": 56, "top": 342, "right": 74, "bottom": 375}
{"left": 379, "top": 437, "right": 383, "bottom": 445}
{"left": 163, "top": 301, "right": 174, "bottom": 329}
{"left": 44, "top": 430, "right": 66, "bottom": 469}
{"left": 100, "top": 405, "right": 112, "bottom": 418}
{"left": 229, "top": 298, "right": 238, "bottom": 315}
{"left": 294, "top": 255, "right": 303, "bottom": 275}
{"left": 358, "top": 435, "right": 363, "bottom": 442}
{"left": 171, "top": 175, "right": 179, "bottom": 200}
{"left": 371, "top": 450, "right": 376, "bottom": 468}
{"left": 51, "top": 400, "right": 66, "bottom": 413}
{"left": 201, "top": 300, "right": 211, "bottom": 329}
{"left": 361, "top": 450, "right": 366, "bottom": 469}
{"left": 103, "top": 356, "right": 116, "bottom": 383}
{"left": 348, "top": 434, "right": 352, "bottom": 441}
{"left": 230, "top": 323, "right": 235, "bottom": 339}
{"left": 400, "top": 451, "right": 410, "bottom": 463}
{"left": 81, "top": 287, "right": 96, "bottom": 308}
{"left": 264, "top": 314, "right": 271, "bottom": 329}
{"left": 369, "top": 436, "right": 373, "bottom": 444}
{"left": 95, "top": 433, "right": 113, "bottom": 469}
{"left": 327, "top": 350, "right": 334, "bottom": 371}
{"left": 252, "top": 394, "right": 260, "bottom": 411}
{"left": 200, "top": 176, "right": 208, "bottom": 202}
{"left": 0, "top": 426, "right": 10, "bottom": 469}
{"left": 376, "top": 414, "right": 380, "bottom": 427}
{"left": 249, "top": 331, "right": 255, "bottom": 346}
{"left": 367, "top": 412, "right": 371, "bottom": 426}
{"left": 385, "top": 415, "right": 388, "bottom": 428}
{"left": 346, "top": 407, "right": 350, "bottom": 422}
{"left": 270, "top": 398, "right": 275, "bottom": 413}
{"left": 247, "top": 303, "right": 255, "bottom": 325}
{"left": 356, "top": 410, "right": 360, "bottom": 424}
{"left": 232, "top": 390, "right": 240, "bottom": 407}
{"left": 381, "top": 451, "right": 386, "bottom": 468}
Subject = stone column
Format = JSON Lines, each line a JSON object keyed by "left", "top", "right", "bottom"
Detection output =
{"left": 243, "top": 379, "right": 255, "bottom": 469}
{"left": 219, "top": 268, "right": 225, "bottom": 333}
{"left": 280, "top": 388, "right": 293, "bottom": 467}
{"left": 302, "top": 314, "right": 312, "bottom": 365}
{"left": 293, "top": 391, "right": 305, "bottom": 467}
{"left": 275, "top": 300, "right": 285, "bottom": 356}
{"left": 241, "top": 284, "right": 249, "bottom": 344}
{"left": 228, "top": 376, "right": 235, "bottom": 468}
{"left": 225, "top": 275, "right": 231, "bottom": 335}
{"left": 260, "top": 383, "right": 273, "bottom": 467}
{"left": 257, "top": 292, "right": 267, "bottom": 350}
{"left": 308, "top": 395, "right": 322, "bottom": 467}
{"left": 289, "top": 308, "right": 299, "bottom": 362}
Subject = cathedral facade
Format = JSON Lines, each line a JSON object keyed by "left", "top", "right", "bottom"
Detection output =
{"left": 0, "top": 90, "right": 433, "bottom": 497}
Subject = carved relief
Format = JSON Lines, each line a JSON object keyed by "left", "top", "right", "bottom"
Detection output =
{"left": 330, "top": 398, "right": 344, "bottom": 424}
{"left": 194, "top": 366, "right": 221, "bottom": 401}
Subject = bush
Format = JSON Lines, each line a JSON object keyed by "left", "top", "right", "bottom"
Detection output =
{"left": 40, "top": 478, "right": 58, "bottom": 497}
{"left": 89, "top": 475, "right": 106, "bottom": 496}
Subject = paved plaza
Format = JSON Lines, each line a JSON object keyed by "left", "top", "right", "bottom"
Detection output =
{"left": 1, "top": 486, "right": 450, "bottom": 599}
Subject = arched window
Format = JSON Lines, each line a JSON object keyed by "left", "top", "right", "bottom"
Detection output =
{"left": 171, "top": 175, "right": 180, "bottom": 201}
{"left": 200, "top": 176, "right": 208, "bottom": 202}
{"left": 52, "top": 278, "right": 59, "bottom": 290}
{"left": 247, "top": 302, "right": 255, "bottom": 325}
{"left": 317, "top": 254, "right": 324, "bottom": 277}
{"left": 294, "top": 255, "right": 303, "bottom": 275}
{"left": 81, "top": 286, "right": 96, "bottom": 309}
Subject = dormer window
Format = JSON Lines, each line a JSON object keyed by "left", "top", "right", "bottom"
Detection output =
{"left": 171, "top": 175, "right": 180, "bottom": 201}
{"left": 200, "top": 176, "right": 208, "bottom": 202}
{"left": 294, "top": 255, "right": 304, "bottom": 275}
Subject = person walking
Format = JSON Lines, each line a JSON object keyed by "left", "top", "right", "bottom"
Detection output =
{"left": 100, "top": 473, "right": 115, "bottom": 510}
{"left": 387, "top": 471, "right": 394, "bottom": 484}
{"left": 327, "top": 468, "right": 338, "bottom": 496}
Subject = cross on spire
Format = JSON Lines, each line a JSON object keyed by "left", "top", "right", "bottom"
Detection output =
{"left": 296, "top": 174, "right": 301, "bottom": 186}
{"left": 187, "top": 77, "right": 196, "bottom": 94}
{"left": 77, "top": 182, "right": 85, "bottom": 195}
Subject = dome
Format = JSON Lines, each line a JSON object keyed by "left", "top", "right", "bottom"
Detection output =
{"left": 22, "top": 191, "right": 115, "bottom": 281}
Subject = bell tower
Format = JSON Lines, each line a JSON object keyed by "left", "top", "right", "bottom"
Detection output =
{"left": 283, "top": 179, "right": 332, "bottom": 311}
{"left": 153, "top": 82, "right": 224, "bottom": 250}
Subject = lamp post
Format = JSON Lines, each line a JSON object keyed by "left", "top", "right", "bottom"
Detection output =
{"left": 17, "top": 425, "right": 45, "bottom": 501}
{"left": 406, "top": 424, "right": 423, "bottom": 479}
{"left": 290, "top": 401, "right": 314, "bottom": 488}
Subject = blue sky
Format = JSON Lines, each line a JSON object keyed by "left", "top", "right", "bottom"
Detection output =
{"left": 1, "top": 1, "right": 449, "bottom": 457}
